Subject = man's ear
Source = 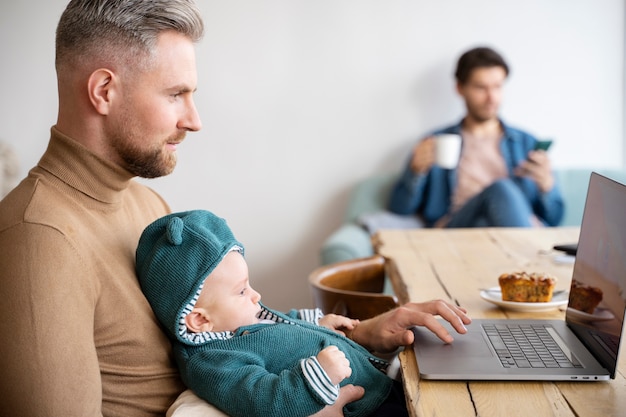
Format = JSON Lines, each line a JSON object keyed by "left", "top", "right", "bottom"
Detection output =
{"left": 87, "top": 68, "right": 116, "bottom": 116}
{"left": 455, "top": 81, "right": 464, "bottom": 96}
{"left": 185, "top": 308, "right": 214, "bottom": 333}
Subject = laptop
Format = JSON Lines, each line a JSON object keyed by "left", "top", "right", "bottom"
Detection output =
{"left": 411, "top": 172, "right": 625, "bottom": 381}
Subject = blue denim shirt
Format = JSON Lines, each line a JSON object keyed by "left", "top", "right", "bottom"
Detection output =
{"left": 388, "top": 119, "right": 564, "bottom": 226}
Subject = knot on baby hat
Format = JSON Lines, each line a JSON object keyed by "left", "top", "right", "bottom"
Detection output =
{"left": 135, "top": 210, "right": 243, "bottom": 341}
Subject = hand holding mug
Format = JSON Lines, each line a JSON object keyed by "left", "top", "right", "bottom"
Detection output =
{"left": 410, "top": 134, "right": 462, "bottom": 173}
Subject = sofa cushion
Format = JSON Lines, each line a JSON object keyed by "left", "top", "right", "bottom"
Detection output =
{"left": 356, "top": 210, "right": 424, "bottom": 235}
{"left": 344, "top": 173, "right": 397, "bottom": 223}
{"left": 557, "top": 169, "right": 626, "bottom": 226}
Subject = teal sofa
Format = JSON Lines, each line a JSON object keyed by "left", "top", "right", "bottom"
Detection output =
{"left": 320, "top": 169, "right": 626, "bottom": 265}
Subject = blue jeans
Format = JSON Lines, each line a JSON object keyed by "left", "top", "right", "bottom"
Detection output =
{"left": 445, "top": 179, "right": 534, "bottom": 228}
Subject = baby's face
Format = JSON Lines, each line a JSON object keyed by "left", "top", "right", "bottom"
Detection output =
{"left": 197, "top": 251, "right": 262, "bottom": 332}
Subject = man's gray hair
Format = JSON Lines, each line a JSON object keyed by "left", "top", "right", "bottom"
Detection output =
{"left": 56, "top": 0, "right": 204, "bottom": 73}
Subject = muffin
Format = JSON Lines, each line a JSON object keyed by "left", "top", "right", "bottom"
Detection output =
{"left": 498, "top": 272, "right": 557, "bottom": 302}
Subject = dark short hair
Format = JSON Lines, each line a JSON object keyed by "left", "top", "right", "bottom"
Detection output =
{"left": 454, "top": 47, "right": 509, "bottom": 85}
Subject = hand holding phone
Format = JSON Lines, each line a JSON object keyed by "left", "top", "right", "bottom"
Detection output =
{"left": 528, "top": 139, "right": 553, "bottom": 164}
{"left": 518, "top": 139, "right": 555, "bottom": 192}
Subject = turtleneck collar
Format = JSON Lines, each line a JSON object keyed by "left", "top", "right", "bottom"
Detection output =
{"left": 37, "top": 127, "right": 136, "bottom": 205}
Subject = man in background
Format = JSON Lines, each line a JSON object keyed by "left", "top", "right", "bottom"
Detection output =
{"left": 389, "top": 47, "right": 564, "bottom": 228}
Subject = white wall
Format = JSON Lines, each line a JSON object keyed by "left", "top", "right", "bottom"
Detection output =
{"left": 1, "top": 1, "right": 624, "bottom": 310}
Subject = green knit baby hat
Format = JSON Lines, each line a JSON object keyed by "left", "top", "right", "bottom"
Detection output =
{"left": 136, "top": 210, "right": 244, "bottom": 343}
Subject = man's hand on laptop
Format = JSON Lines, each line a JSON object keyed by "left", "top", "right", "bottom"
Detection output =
{"left": 347, "top": 300, "right": 471, "bottom": 352}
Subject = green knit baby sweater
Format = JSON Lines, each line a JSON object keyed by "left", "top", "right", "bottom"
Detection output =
{"left": 174, "top": 306, "right": 393, "bottom": 417}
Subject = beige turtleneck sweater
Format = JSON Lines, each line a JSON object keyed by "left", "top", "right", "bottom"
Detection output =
{"left": 0, "top": 128, "right": 187, "bottom": 416}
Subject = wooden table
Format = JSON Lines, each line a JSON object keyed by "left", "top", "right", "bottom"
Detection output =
{"left": 374, "top": 227, "right": 626, "bottom": 417}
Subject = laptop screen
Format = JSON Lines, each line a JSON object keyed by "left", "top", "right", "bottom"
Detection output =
{"left": 565, "top": 172, "right": 626, "bottom": 378}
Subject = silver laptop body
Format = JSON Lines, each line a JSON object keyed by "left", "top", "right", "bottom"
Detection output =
{"left": 411, "top": 172, "right": 625, "bottom": 381}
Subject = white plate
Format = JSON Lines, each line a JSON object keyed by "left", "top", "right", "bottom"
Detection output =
{"left": 566, "top": 307, "right": 615, "bottom": 322}
{"left": 479, "top": 287, "right": 568, "bottom": 312}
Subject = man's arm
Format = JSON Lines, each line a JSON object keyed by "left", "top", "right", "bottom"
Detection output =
{"left": 515, "top": 150, "right": 564, "bottom": 226}
{"left": 388, "top": 139, "right": 435, "bottom": 215}
{"left": 0, "top": 224, "right": 103, "bottom": 416}
{"left": 388, "top": 164, "right": 428, "bottom": 215}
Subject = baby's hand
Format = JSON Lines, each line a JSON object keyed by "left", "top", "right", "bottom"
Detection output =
{"left": 319, "top": 314, "right": 359, "bottom": 336}
{"left": 316, "top": 346, "right": 352, "bottom": 385}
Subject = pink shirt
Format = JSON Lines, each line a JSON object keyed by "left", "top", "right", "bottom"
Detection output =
{"left": 450, "top": 129, "right": 507, "bottom": 213}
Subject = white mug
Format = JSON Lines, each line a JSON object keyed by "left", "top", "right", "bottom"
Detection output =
{"left": 434, "top": 134, "right": 462, "bottom": 169}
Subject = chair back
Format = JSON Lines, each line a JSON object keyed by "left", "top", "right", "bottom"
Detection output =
{"left": 308, "top": 255, "right": 398, "bottom": 320}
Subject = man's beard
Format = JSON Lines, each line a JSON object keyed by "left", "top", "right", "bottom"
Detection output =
{"left": 122, "top": 143, "right": 178, "bottom": 179}
{"left": 111, "top": 132, "right": 183, "bottom": 179}
{"left": 466, "top": 103, "right": 498, "bottom": 124}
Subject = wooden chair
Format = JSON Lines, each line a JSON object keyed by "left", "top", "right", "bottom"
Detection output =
{"left": 308, "top": 255, "right": 399, "bottom": 320}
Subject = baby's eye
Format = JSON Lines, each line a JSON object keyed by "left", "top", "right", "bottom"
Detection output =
{"left": 239, "top": 288, "right": 247, "bottom": 296}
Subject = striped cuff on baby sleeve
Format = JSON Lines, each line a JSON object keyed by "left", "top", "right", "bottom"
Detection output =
{"left": 298, "top": 308, "right": 324, "bottom": 325}
{"left": 300, "top": 356, "right": 340, "bottom": 405}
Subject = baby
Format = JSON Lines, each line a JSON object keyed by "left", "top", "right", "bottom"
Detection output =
{"left": 136, "top": 210, "right": 407, "bottom": 417}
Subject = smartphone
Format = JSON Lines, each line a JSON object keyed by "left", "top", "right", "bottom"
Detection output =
{"left": 533, "top": 139, "right": 553, "bottom": 151}
{"left": 553, "top": 243, "right": 577, "bottom": 256}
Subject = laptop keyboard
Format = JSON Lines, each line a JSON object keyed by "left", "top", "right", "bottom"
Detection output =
{"left": 484, "top": 324, "right": 582, "bottom": 369}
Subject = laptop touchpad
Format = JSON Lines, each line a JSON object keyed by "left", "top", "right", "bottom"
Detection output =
{"left": 412, "top": 323, "right": 494, "bottom": 358}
